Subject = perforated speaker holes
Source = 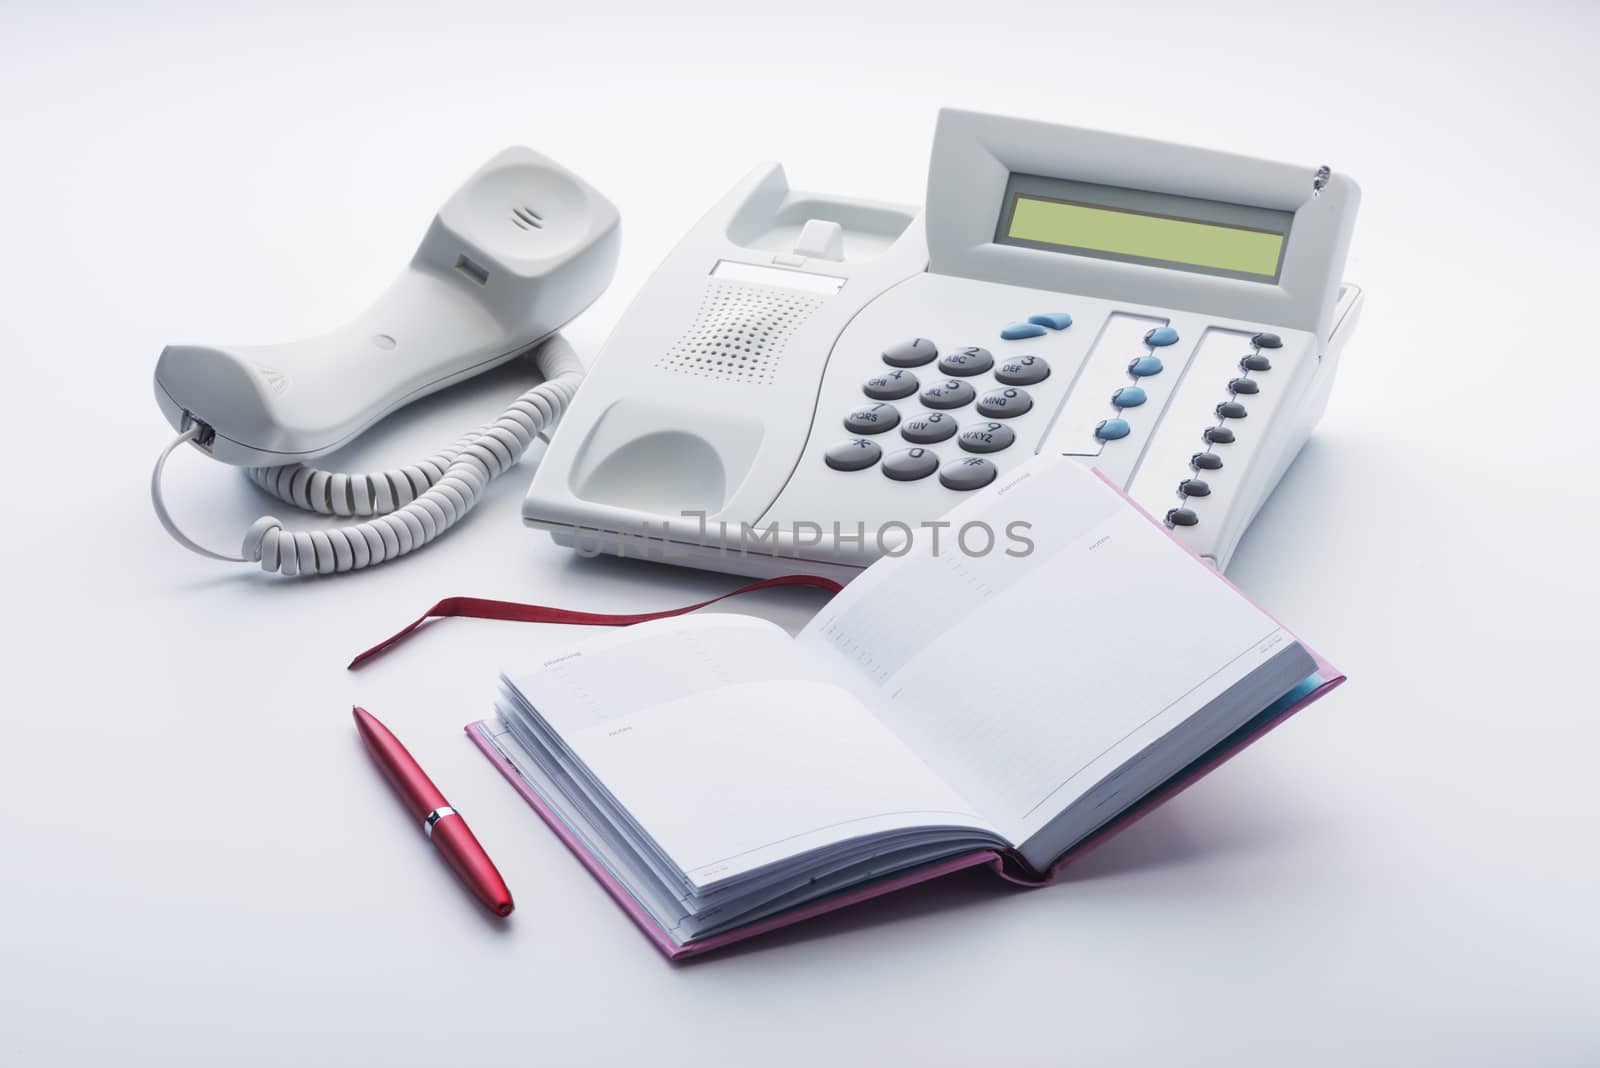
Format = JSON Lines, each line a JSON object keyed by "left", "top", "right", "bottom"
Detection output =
{"left": 656, "top": 280, "right": 825, "bottom": 385}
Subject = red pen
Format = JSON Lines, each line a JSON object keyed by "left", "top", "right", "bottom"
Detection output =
{"left": 353, "top": 706, "right": 514, "bottom": 917}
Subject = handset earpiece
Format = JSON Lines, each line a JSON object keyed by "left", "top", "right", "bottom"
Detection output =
{"left": 150, "top": 148, "right": 618, "bottom": 575}
{"left": 154, "top": 146, "right": 619, "bottom": 467}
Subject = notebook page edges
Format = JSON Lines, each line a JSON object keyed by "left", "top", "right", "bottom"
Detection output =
{"left": 501, "top": 614, "right": 1000, "bottom": 896}
{"left": 798, "top": 454, "right": 1313, "bottom": 849}
{"left": 475, "top": 718, "right": 1003, "bottom": 949}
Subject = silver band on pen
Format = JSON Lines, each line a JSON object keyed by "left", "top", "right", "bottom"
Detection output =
{"left": 423, "top": 806, "right": 458, "bottom": 838}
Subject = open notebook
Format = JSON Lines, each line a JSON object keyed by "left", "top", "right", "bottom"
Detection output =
{"left": 469, "top": 456, "right": 1342, "bottom": 958}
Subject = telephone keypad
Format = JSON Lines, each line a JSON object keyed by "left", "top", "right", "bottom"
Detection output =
{"left": 844, "top": 403, "right": 901, "bottom": 434}
{"left": 902, "top": 411, "right": 959, "bottom": 444}
{"left": 824, "top": 438, "right": 883, "bottom": 471}
{"left": 828, "top": 320, "right": 1062, "bottom": 481}
{"left": 882, "top": 447, "right": 941, "bottom": 482}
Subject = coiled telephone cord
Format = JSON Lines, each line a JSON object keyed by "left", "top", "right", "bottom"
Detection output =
{"left": 151, "top": 336, "right": 584, "bottom": 575}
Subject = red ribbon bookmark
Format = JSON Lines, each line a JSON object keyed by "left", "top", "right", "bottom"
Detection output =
{"left": 348, "top": 573, "right": 844, "bottom": 669}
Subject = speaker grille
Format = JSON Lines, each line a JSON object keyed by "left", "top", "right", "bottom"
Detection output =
{"left": 657, "top": 279, "right": 826, "bottom": 385}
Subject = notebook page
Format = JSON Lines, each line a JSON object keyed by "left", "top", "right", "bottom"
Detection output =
{"left": 506, "top": 613, "right": 804, "bottom": 729}
{"left": 504, "top": 615, "right": 996, "bottom": 891}
{"left": 798, "top": 455, "right": 1295, "bottom": 845}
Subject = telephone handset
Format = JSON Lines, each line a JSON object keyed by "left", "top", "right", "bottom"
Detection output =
{"left": 150, "top": 147, "right": 619, "bottom": 574}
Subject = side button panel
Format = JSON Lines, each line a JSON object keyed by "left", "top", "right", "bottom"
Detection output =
{"left": 1126, "top": 326, "right": 1290, "bottom": 537}
{"left": 1039, "top": 312, "right": 1196, "bottom": 488}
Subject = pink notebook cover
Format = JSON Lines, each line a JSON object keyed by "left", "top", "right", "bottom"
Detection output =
{"left": 464, "top": 471, "right": 1347, "bottom": 959}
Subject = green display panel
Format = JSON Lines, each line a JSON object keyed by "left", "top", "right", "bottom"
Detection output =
{"left": 1006, "top": 196, "right": 1285, "bottom": 279}
{"left": 994, "top": 176, "right": 1294, "bottom": 283}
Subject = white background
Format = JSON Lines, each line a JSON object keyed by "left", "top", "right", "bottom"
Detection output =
{"left": 2, "top": 1, "right": 1597, "bottom": 1064}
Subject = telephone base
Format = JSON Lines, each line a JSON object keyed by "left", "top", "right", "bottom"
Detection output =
{"left": 533, "top": 520, "right": 868, "bottom": 584}
{"left": 522, "top": 110, "right": 1364, "bottom": 580}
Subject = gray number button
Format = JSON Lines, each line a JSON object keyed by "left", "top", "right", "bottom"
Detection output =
{"left": 994, "top": 355, "right": 1050, "bottom": 386}
{"left": 882, "top": 447, "right": 940, "bottom": 482}
{"left": 976, "top": 387, "right": 1033, "bottom": 418}
{"left": 824, "top": 438, "right": 883, "bottom": 471}
{"left": 939, "top": 456, "right": 998, "bottom": 491}
{"left": 844, "top": 403, "right": 901, "bottom": 434}
{"left": 902, "top": 411, "right": 958, "bottom": 444}
{"left": 882, "top": 338, "right": 938, "bottom": 367}
{"left": 920, "top": 378, "right": 977, "bottom": 410}
{"left": 863, "top": 369, "right": 919, "bottom": 400}
{"left": 938, "top": 346, "right": 994, "bottom": 376}
{"left": 958, "top": 421, "right": 1015, "bottom": 454}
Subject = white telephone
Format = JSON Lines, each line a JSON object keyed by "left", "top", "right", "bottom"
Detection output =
{"left": 523, "top": 109, "right": 1362, "bottom": 577}
{"left": 150, "top": 147, "right": 619, "bottom": 574}
{"left": 149, "top": 112, "right": 1361, "bottom": 581}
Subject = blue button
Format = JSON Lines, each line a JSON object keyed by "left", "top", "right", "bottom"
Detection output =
{"left": 1111, "top": 386, "right": 1147, "bottom": 408}
{"left": 1001, "top": 321, "right": 1047, "bottom": 340}
{"left": 1144, "top": 326, "right": 1179, "bottom": 347}
{"left": 1027, "top": 312, "right": 1073, "bottom": 330}
{"left": 1128, "top": 355, "right": 1164, "bottom": 377}
{"left": 1095, "top": 418, "right": 1131, "bottom": 441}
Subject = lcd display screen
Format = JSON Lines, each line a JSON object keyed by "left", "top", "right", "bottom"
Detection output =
{"left": 995, "top": 176, "right": 1294, "bottom": 283}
